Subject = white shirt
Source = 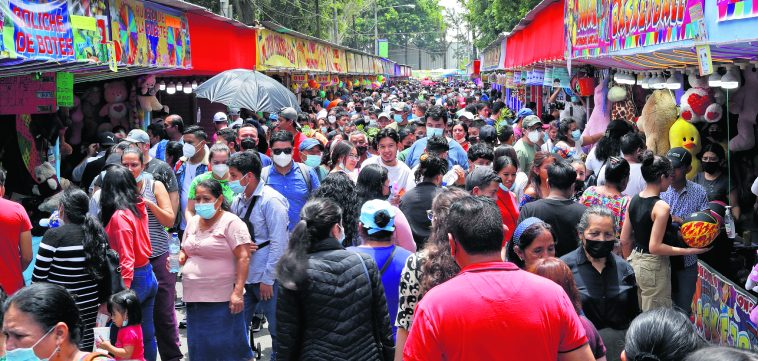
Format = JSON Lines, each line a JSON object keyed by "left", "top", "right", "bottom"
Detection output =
{"left": 362, "top": 156, "right": 416, "bottom": 193}
{"left": 597, "top": 162, "right": 646, "bottom": 197}
{"left": 180, "top": 161, "right": 202, "bottom": 229}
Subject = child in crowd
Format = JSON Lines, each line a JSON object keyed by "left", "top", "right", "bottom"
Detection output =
{"left": 97, "top": 290, "right": 145, "bottom": 361}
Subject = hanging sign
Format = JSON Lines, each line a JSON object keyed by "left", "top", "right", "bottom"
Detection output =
{"left": 330, "top": 48, "right": 346, "bottom": 74}
{"left": 56, "top": 72, "right": 73, "bottom": 107}
{"left": 292, "top": 73, "right": 307, "bottom": 84}
{"left": 0, "top": 73, "right": 56, "bottom": 114}
{"left": 481, "top": 40, "right": 503, "bottom": 72}
{"left": 295, "top": 39, "right": 307, "bottom": 70}
{"left": 70, "top": 0, "right": 108, "bottom": 62}
{"left": 315, "top": 74, "right": 329, "bottom": 84}
{"left": 543, "top": 67, "right": 554, "bottom": 87}
{"left": 692, "top": 261, "right": 758, "bottom": 351}
{"left": 717, "top": 0, "right": 758, "bottom": 21}
{"left": 346, "top": 52, "right": 356, "bottom": 73}
{"left": 6, "top": 0, "right": 75, "bottom": 60}
{"left": 256, "top": 29, "right": 296, "bottom": 69}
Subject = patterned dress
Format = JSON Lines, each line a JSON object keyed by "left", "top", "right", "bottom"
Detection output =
{"left": 396, "top": 252, "right": 424, "bottom": 331}
{"left": 578, "top": 186, "right": 631, "bottom": 238}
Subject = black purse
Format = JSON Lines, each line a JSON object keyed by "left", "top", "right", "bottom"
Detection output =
{"left": 98, "top": 249, "right": 126, "bottom": 302}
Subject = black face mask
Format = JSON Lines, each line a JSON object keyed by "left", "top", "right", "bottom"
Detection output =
{"left": 356, "top": 145, "right": 368, "bottom": 156}
{"left": 702, "top": 161, "right": 720, "bottom": 174}
{"left": 574, "top": 179, "right": 585, "bottom": 192}
{"left": 584, "top": 239, "right": 615, "bottom": 259}
{"left": 240, "top": 138, "right": 257, "bottom": 151}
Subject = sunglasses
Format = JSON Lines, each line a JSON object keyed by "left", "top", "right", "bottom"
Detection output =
{"left": 272, "top": 148, "right": 293, "bottom": 155}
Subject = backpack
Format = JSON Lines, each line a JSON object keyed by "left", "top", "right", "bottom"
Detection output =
{"left": 260, "top": 163, "right": 312, "bottom": 192}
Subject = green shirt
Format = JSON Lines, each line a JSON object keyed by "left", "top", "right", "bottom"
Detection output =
{"left": 514, "top": 138, "right": 538, "bottom": 173}
{"left": 397, "top": 148, "right": 412, "bottom": 162}
{"left": 187, "top": 172, "right": 235, "bottom": 205}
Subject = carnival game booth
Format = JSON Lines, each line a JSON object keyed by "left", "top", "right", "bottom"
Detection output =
{"left": 480, "top": 34, "right": 506, "bottom": 96}
{"left": 564, "top": 0, "right": 758, "bottom": 350}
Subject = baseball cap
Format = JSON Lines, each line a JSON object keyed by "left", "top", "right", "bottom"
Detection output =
{"left": 522, "top": 115, "right": 542, "bottom": 129}
{"left": 279, "top": 107, "right": 298, "bottom": 121}
{"left": 213, "top": 112, "right": 228, "bottom": 123}
{"left": 479, "top": 125, "right": 497, "bottom": 143}
{"left": 666, "top": 147, "right": 692, "bottom": 168}
{"left": 391, "top": 102, "right": 408, "bottom": 112}
{"left": 359, "top": 200, "right": 396, "bottom": 235}
{"left": 125, "top": 129, "right": 149, "bottom": 144}
{"left": 299, "top": 138, "right": 322, "bottom": 151}
{"left": 458, "top": 111, "right": 475, "bottom": 121}
{"left": 516, "top": 108, "right": 534, "bottom": 118}
{"left": 465, "top": 166, "right": 500, "bottom": 192}
{"left": 227, "top": 107, "right": 240, "bottom": 116}
{"left": 98, "top": 132, "right": 117, "bottom": 146}
{"left": 378, "top": 112, "right": 391, "bottom": 120}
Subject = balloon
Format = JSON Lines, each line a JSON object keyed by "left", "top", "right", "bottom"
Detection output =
{"left": 319, "top": 90, "right": 326, "bottom": 98}
{"left": 339, "top": 81, "right": 344, "bottom": 88}
{"left": 353, "top": 80, "right": 360, "bottom": 87}
{"left": 308, "top": 79, "right": 318, "bottom": 89}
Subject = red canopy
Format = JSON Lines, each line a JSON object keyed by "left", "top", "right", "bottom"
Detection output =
{"left": 505, "top": 0, "right": 565, "bottom": 69}
{"left": 168, "top": 13, "right": 256, "bottom": 76}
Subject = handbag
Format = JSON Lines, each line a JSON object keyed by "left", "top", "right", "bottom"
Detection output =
{"left": 98, "top": 249, "right": 126, "bottom": 301}
{"left": 353, "top": 252, "right": 395, "bottom": 361}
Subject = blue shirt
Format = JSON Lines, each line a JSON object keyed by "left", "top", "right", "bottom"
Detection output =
{"left": 263, "top": 162, "right": 320, "bottom": 231}
{"left": 259, "top": 152, "right": 272, "bottom": 167}
{"left": 347, "top": 244, "right": 412, "bottom": 339}
{"left": 404, "top": 137, "right": 469, "bottom": 170}
{"left": 231, "top": 182, "right": 289, "bottom": 285}
{"left": 661, "top": 180, "right": 709, "bottom": 267}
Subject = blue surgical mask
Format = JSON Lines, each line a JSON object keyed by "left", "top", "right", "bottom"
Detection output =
{"left": 499, "top": 183, "right": 509, "bottom": 192}
{"left": 393, "top": 114, "right": 403, "bottom": 123}
{"left": 135, "top": 172, "right": 144, "bottom": 183}
{"left": 5, "top": 327, "right": 56, "bottom": 361}
{"left": 427, "top": 127, "right": 444, "bottom": 138}
{"left": 304, "top": 154, "right": 321, "bottom": 168}
{"left": 571, "top": 129, "right": 581, "bottom": 141}
{"left": 542, "top": 132, "right": 550, "bottom": 143}
{"left": 195, "top": 202, "right": 217, "bottom": 220}
{"left": 320, "top": 126, "right": 328, "bottom": 134}
{"left": 122, "top": 318, "right": 129, "bottom": 328}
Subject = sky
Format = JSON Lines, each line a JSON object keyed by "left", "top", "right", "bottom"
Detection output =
{"left": 438, "top": 0, "right": 467, "bottom": 41}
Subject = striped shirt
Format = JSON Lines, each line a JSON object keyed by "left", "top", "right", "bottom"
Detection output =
{"left": 32, "top": 224, "right": 102, "bottom": 350}
{"left": 141, "top": 176, "right": 170, "bottom": 258}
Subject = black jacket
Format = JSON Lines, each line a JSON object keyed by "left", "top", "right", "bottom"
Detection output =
{"left": 276, "top": 238, "right": 394, "bottom": 361}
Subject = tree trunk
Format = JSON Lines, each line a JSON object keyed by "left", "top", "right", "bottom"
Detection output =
{"left": 315, "top": 0, "right": 321, "bottom": 37}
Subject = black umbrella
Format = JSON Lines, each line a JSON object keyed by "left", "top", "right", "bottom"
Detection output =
{"left": 195, "top": 69, "right": 301, "bottom": 113}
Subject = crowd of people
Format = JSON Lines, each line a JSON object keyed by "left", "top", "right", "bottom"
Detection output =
{"left": 1, "top": 81, "right": 757, "bottom": 361}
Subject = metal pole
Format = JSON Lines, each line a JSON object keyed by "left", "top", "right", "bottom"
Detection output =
{"left": 374, "top": 5, "right": 378, "bottom": 55}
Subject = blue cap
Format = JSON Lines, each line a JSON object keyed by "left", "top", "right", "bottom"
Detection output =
{"left": 360, "top": 200, "right": 396, "bottom": 235}
{"left": 269, "top": 113, "right": 279, "bottom": 121}
{"left": 299, "top": 138, "right": 322, "bottom": 151}
{"left": 516, "top": 108, "right": 534, "bottom": 118}
{"left": 512, "top": 217, "right": 543, "bottom": 245}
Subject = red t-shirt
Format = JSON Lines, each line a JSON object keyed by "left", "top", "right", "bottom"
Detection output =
{"left": 105, "top": 201, "right": 152, "bottom": 288}
{"left": 266, "top": 131, "right": 302, "bottom": 161}
{"left": 0, "top": 198, "right": 32, "bottom": 294}
{"left": 496, "top": 188, "right": 519, "bottom": 243}
{"left": 404, "top": 261, "right": 588, "bottom": 361}
{"left": 115, "top": 325, "right": 145, "bottom": 361}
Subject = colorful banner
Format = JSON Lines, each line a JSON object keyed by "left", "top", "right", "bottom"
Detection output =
{"left": 0, "top": 73, "right": 56, "bottom": 114}
{"left": 4, "top": 0, "right": 75, "bottom": 60}
{"left": 481, "top": 40, "right": 503, "bottom": 71}
{"left": 56, "top": 71, "right": 73, "bottom": 107}
{"left": 346, "top": 51, "right": 356, "bottom": 73}
{"left": 692, "top": 261, "right": 758, "bottom": 351}
{"left": 70, "top": 0, "right": 108, "bottom": 62}
{"left": 330, "top": 48, "right": 346, "bottom": 73}
{"left": 110, "top": 0, "right": 191, "bottom": 68}
{"left": 291, "top": 73, "right": 307, "bottom": 83}
{"left": 295, "top": 39, "right": 307, "bottom": 70}
{"left": 256, "top": 29, "right": 296, "bottom": 69}
{"left": 718, "top": 0, "right": 758, "bottom": 21}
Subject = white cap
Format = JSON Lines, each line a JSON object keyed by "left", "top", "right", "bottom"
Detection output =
{"left": 458, "top": 111, "right": 475, "bottom": 121}
{"left": 213, "top": 112, "right": 228, "bottom": 122}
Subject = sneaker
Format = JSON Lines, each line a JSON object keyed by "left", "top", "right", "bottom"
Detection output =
{"left": 174, "top": 301, "right": 186, "bottom": 309}
{"left": 251, "top": 314, "right": 267, "bottom": 333}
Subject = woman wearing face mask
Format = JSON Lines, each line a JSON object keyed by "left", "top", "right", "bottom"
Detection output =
{"left": 31, "top": 189, "right": 109, "bottom": 352}
{"left": 276, "top": 198, "right": 393, "bottom": 360}
{"left": 356, "top": 164, "right": 416, "bottom": 252}
{"left": 579, "top": 157, "right": 631, "bottom": 240}
{"left": 494, "top": 156, "right": 519, "bottom": 242}
{"left": 185, "top": 144, "right": 235, "bottom": 222}
{"left": 505, "top": 217, "right": 557, "bottom": 270}
{"left": 100, "top": 165, "right": 158, "bottom": 361}
{"left": 553, "top": 119, "right": 604, "bottom": 160}
{"left": 694, "top": 143, "right": 740, "bottom": 220}
{"left": 451, "top": 121, "right": 470, "bottom": 152}
{"left": 327, "top": 140, "right": 359, "bottom": 181}
{"left": 519, "top": 151, "right": 557, "bottom": 207}
{"left": 2, "top": 283, "right": 115, "bottom": 361}
{"left": 180, "top": 178, "right": 253, "bottom": 360}
{"left": 561, "top": 207, "right": 640, "bottom": 360}
{"left": 494, "top": 146, "right": 529, "bottom": 201}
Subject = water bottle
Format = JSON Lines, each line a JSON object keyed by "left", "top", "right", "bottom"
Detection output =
{"left": 169, "top": 232, "right": 181, "bottom": 273}
{"left": 725, "top": 206, "right": 736, "bottom": 239}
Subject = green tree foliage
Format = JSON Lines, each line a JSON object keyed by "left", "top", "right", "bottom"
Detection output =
{"left": 462, "top": 0, "right": 541, "bottom": 49}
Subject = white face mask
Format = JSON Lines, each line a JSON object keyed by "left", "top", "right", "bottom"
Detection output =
{"left": 211, "top": 164, "right": 228, "bottom": 178}
{"left": 527, "top": 130, "right": 541, "bottom": 143}
{"left": 273, "top": 153, "right": 292, "bottom": 167}
{"left": 182, "top": 143, "right": 196, "bottom": 158}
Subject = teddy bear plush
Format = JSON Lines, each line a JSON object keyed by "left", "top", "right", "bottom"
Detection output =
{"left": 137, "top": 74, "right": 169, "bottom": 113}
{"left": 680, "top": 73, "right": 724, "bottom": 124}
{"left": 99, "top": 80, "right": 130, "bottom": 131}
{"left": 728, "top": 67, "right": 758, "bottom": 152}
{"left": 637, "top": 90, "right": 678, "bottom": 155}
{"left": 582, "top": 77, "right": 610, "bottom": 138}
{"left": 32, "top": 162, "right": 71, "bottom": 212}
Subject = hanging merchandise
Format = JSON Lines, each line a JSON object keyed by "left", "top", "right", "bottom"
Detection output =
{"left": 527, "top": 69, "right": 544, "bottom": 86}
{"left": 543, "top": 68, "right": 554, "bottom": 87}
{"left": 505, "top": 72, "right": 514, "bottom": 89}
{"left": 552, "top": 67, "right": 571, "bottom": 88}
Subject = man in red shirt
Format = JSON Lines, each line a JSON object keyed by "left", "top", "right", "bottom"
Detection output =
{"left": 0, "top": 169, "right": 33, "bottom": 294}
{"left": 403, "top": 196, "right": 594, "bottom": 361}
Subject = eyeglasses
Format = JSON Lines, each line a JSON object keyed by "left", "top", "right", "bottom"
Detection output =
{"left": 347, "top": 154, "right": 359, "bottom": 159}
{"left": 272, "top": 148, "right": 293, "bottom": 155}
{"left": 426, "top": 209, "right": 434, "bottom": 221}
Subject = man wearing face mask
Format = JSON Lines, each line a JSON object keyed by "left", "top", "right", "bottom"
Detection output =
{"left": 270, "top": 107, "right": 304, "bottom": 163}
{"left": 349, "top": 131, "right": 371, "bottom": 169}
{"left": 185, "top": 143, "right": 235, "bottom": 223}
{"left": 237, "top": 123, "right": 272, "bottom": 167}
{"left": 299, "top": 138, "right": 328, "bottom": 182}
{"left": 467, "top": 143, "right": 494, "bottom": 173}
{"left": 514, "top": 115, "right": 544, "bottom": 173}
{"left": 227, "top": 151, "right": 289, "bottom": 358}
{"left": 174, "top": 126, "right": 209, "bottom": 232}
{"left": 404, "top": 105, "right": 469, "bottom": 171}
{"left": 261, "top": 131, "right": 321, "bottom": 232}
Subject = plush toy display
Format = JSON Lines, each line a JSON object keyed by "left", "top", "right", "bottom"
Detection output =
{"left": 99, "top": 80, "right": 130, "bottom": 131}
{"left": 728, "top": 67, "right": 758, "bottom": 151}
{"left": 669, "top": 117, "right": 702, "bottom": 179}
{"left": 582, "top": 77, "right": 610, "bottom": 138}
{"left": 32, "top": 162, "right": 71, "bottom": 212}
{"left": 680, "top": 73, "right": 724, "bottom": 124}
{"left": 609, "top": 84, "right": 636, "bottom": 123}
{"left": 637, "top": 90, "right": 678, "bottom": 155}
{"left": 137, "top": 75, "right": 168, "bottom": 113}
{"left": 80, "top": 86, "right": 103, "bottom": 141}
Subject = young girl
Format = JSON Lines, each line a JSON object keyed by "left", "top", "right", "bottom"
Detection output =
{"left": 97, "top": 290, "right": 145, "bottom": 361}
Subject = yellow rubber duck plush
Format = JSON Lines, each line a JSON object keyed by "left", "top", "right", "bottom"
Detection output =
{"left": 669, "top": 117, "right": 702, "bottom": 179}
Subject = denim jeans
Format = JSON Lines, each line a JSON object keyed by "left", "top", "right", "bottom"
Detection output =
{"left": 132, "top": 263, "right": 159, "bottom": 361}
{"left": 672, "top": 264, "right": 698, "bottom": 316}
{"left": 244, "top": 282, "right": 278, "bottom": 360}
{"left": 149, "top": 253, "right": 182, "bottom": 361}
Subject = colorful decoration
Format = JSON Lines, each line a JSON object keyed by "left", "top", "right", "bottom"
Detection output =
{"left": 256, "top": 29, "right": 296, "bottom": 69}
{"left": 717, "top": 0, "right": 758, "bottom": 21}
{"left": 669, "top": 118, "right": 702, "bottom": 179}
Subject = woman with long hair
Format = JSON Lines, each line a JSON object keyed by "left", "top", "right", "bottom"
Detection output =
{"left": 400, "top": 153, "right": 449, "bottom": 249}
{"left": 494, "top": 145, "right": 528, "bottom": 200}
{"left": 314, "top": 172, "right": 360, "bottom": 247}
{"left": 32, "top": 188, "right": 109, "bottom": 350}
{"left": 494, "top": 155, "right": 520, "bottom": 242}
{"left": 529, "top": 258, "right": 607, "bottom": 360}
{"left": 180, "top": 178, "right": 253, "bottom": 360}
{"left": 356, "top": 164, "right": 415, "bottom": 252}
{"left": 621, "top": 152, "right": 708, "bottom": 311}
{"left": 100, "top": 164, "right": 158, "bottom": 361}
{"left": 395, "top": 187, "right": 468, "bottom": 360}
{"left": 586, "top": 119, "right": 634, "bottom": 176}
{"left": 623, "top": 308, "right": 702, "bottom": 361}
{"left": 519, "top": 151, "right": 557, "bottom": 207}
{"left": 327, "top": 140, "right": 359, "bottom": 180}
{"left": 276, "top": 198, "right": 393, "bottom": 360}
{"left": 579, "top": 157, "right": 631, "bottom": 239}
